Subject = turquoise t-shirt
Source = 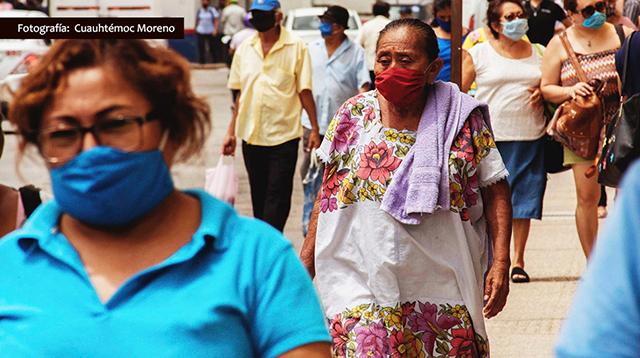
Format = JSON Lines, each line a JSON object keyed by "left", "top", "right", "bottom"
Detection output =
{"left": 555, "top": 161, "right": 640, "bottom": 357}
{"left": 0, "top": 190, "right": 330, "bottom": 357}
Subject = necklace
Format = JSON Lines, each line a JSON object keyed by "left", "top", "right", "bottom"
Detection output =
{"left": 580, "top": 28, "right": 598, "bottom": 47}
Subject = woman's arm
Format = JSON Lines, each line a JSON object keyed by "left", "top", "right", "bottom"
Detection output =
{"left": 300, "top": 190, "right": 322, "bottom": 278}
{"left": 540, "top": 36, "right": 593, "bottom": 103}
{"left": 480, "top": 179, "right": 512, "bottom": 319}
{"left": 461, "top": 50, "right": 476, "bottom": 93}
{"left": 277, "top": 342, "right": 332, "bottom": 358}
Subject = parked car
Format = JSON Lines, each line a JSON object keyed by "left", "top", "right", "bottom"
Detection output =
{"left": 0, "top": 10, "right": 50, "bottom": 121}
{"left": 283, "top": 7, "right": 363, "bottom": 44}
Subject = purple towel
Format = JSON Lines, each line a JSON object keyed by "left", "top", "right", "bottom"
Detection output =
{"left": 380, "top": 81, "right": 492, "bottom": 225}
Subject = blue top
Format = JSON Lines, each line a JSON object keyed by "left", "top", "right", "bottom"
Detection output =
{"left": 615, "top": 31, "right": 640, "bottom": 98}
{"left": 555, "top": 160, "right": 640, "bottom": 357}
{"left": 434, "top": 34, "right": 468, "bottom": 82}
{"left": 301, "top": 37, "right": 370, "bottom": 134}
{"left": 0, "top": 190, "right": 330, "bottom": 358}
{"left": 196, "top": 6, "right": 219, "bottom": 35}
{"left": 436, "top": 37, "right": 452, "bottom": 82}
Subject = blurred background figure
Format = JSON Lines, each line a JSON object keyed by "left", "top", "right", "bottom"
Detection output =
{"left": 229, "top": 13, "right": 256, "bottom": 107}
{"left": 299, "top": 5, "right": 369, "bottom": 236}
{"left": 195, "top": 0, "right": 220, "bottom": 64}
{"left": 606, "top": 0, "right": 638, "bottom": 29}
{"left": 541, "top": 0, "right": 633, "bottom": 259}
{"left": 463, "top": 0, "right": 547, "bottom": 283}
{"left": 356, "top": 1, "right": 391, "bottom": 89}
{"left": 624, "top": 0, "right": 640, "bottom": 27}
{"left": 524, "top": 0, "right": 573, "bottom": 46}
{"left": 0, "top": 0, "right": 13, "bottom": 10}
{"left": 220, "top": 0, "right": 246, "bottom": 66}
{"left": 399, "top": 5, "right": 413, "bottom": 18}
{"left": 433, "top": 0, "right": 469, "bottom": 82}
{"left": 224, "top": 0, "right": 321, "bottom": 232}
{"left": 555, "top": 158, "right": 640, "bottom": 357}
{"left": 0, "top": 128, "right": 43, "bottom": 239}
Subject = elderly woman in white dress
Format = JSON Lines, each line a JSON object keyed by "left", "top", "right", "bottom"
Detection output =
{"left": 301, "top": 19, "right": 512, "bottom": 358}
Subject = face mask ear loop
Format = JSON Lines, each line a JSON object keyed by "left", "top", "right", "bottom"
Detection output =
{"left": 158, "top": 130, "right": 170, "bottom": 151}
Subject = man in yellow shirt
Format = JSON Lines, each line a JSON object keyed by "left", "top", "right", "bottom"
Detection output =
{"left": 223, "top": 0, "right": 320, "bottom": 232}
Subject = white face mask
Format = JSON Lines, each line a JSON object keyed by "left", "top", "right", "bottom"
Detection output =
{"left": 501, "top": 18, "right": 529, "bottom": 41}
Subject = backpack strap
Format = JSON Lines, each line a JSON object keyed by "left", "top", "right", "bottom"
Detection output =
{"left": 620, "top": 31, "right": 637, "bottom": 96}
{"left": 18, "top": 185, "right": 42, "bottom": 218}
{"left": 614, "top": 24, "right": 625, "bottom": 47}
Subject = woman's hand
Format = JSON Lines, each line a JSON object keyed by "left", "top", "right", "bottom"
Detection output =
{"left": 569, "top": 82, "right": 593, "bottom": 99}
{"left": 528, "top": 87, "right": 544, "bottom": 109}
{"left": 222, "top": 133, "right": 236, "bottom": 155}
{"left": 483, "top": 261, "right": 510, "bottom": 319}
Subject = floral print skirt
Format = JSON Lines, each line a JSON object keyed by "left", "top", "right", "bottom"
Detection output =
{"left": 328, "top": 300, "right": 488, "bottom": 358}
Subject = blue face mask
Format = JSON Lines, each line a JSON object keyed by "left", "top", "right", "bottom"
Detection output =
{"left": 436, "top": 18, "right": 452, "bottom": 32}
{"left": 582, "top": 11, "right": 606, "bottom": 29}
{"left": 501, "top": 18, "right": 529, "bottom": 41}
{"left": 50, "top": 146, "right": 174, "bottom": 227}
{"left": 318, "top": 21, "right": 333, "bottom": 37}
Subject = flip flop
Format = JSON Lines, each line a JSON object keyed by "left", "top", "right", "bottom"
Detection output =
{"left": 511, "top": 267, "right": 530, "bottom": 283}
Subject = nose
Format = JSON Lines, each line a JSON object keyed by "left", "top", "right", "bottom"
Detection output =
{"left": 81, "top": 131, "right": 99, "bottom": 151}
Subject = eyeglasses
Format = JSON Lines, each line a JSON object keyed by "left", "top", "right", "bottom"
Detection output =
{"left": 574, "top": 1, "right": 606, "bottom": 18}
{"left": 503, "top": 12, "right": 528, "bottom": 21}
{"left": 37, "top": 114, "right": 158, "bottom": 164}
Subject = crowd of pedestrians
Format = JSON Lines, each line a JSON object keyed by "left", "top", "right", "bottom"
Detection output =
{"left": 0, "top": 0, "right": 639, "bottom": 356}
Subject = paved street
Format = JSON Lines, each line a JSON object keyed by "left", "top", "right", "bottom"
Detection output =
{"left": 0, "top": 67, "right": 616, "bottom": 357}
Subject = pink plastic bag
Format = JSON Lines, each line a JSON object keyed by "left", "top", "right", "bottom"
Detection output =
{"left": 205, "top": 155, "right": 238, "bottom": 205}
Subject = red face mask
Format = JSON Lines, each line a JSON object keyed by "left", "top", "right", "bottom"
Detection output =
{"left": 375, "top": 66, "right": 429, "bottom": 107}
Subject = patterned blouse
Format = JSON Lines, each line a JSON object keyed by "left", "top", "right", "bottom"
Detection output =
{"left": 560, "top": 48, "right": 621, "bottom": 125}
{"left": 315, "top": 90, "right": 508, "bottom": 358}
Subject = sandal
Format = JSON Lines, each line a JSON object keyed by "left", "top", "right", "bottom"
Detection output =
{"left": 511, "top": 267, "right": 530, "bottom": 283}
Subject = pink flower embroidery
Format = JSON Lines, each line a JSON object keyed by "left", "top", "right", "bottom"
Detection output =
{"left": 354, "top": 321, "right": 392, "bottom": 358}
{"left": 330, "top": 109, "right": 362, "bottom": 154}
{"left": 407, "top": 302, "right": 461, "bottom": 356}
{"left": 357, "top": 141, "right": 402, "bottom": 183}
{"left": 320, "top": 190, "right": 338, "bottom": 213}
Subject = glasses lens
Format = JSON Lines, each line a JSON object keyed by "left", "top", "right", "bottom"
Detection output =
{"left": 581, "top": 5, "right": 596, "bottom": 17}
{"left": 95, "top": 117, "right": 143, "bottom": 152}
{"left": 504, "top": 12, "right": 526, "bottom": 21}
{"left": 595, "top": 1, "right": 606, "bottom": 11}
{"left": 38, "top": 128, "right": 82, "bottom": 163}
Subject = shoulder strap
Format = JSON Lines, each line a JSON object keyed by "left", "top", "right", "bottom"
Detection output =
{"left": 18, "top": 185, "right": 42, "bottom": 218}
{"left": 614, "top": 24, "right": 625, "bottom": 47}
{"left": 621, "top": 31, "right": 637, "bottom": 96}
{"left": 533, "top": 43, "right": 544, "bottom": 56}
{"left": 559, "top": 32, "right": 589, "bottom": 83}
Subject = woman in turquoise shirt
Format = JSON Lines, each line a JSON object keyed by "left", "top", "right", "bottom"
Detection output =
{"left": 0, "top": 39, "right": 331, "bottom": 358}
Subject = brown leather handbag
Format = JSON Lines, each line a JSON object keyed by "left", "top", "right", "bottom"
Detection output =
{"left": 546, "top": 33, "right": 604, "bottom": 160}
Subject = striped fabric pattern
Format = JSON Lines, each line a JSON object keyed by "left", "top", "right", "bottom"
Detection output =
{"left": 560, "top": 48, "right": 621, "bottom": 125}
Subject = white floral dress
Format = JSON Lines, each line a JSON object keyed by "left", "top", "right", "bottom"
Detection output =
{"left": 315, "top": 90, "right": 508, "bottom": 358}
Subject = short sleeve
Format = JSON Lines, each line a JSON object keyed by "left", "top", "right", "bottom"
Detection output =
{"left": 469, "top": 109, "right": 509, "bottom": 187}
{"left": 555, "top": 161, "right": 640, "bottom": 358}
{"left": 296, "top": 42, "right": 313, "bottom": 93}
{"left": 227, "top": 45, "right": 243, "bottom": 90}
{"left": 250, "top": 240, "right": 330, "bottom": 358}
{"left": 355, "top": 45, "right": 370, "bottom": 89}
{"left": 553, "top": 2, "right": 567, "bottom": 21}
{"left": 211, "top": 7, "right": 220, "bottom": 18}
